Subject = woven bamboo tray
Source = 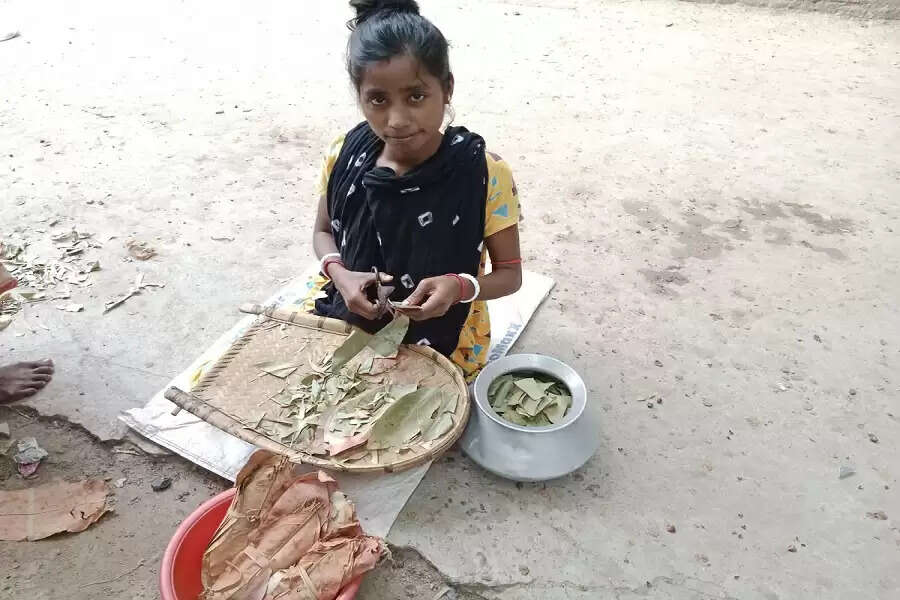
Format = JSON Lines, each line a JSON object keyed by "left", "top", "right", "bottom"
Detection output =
{"left": 164, "top": 306, "right": 470, "bottom": 474}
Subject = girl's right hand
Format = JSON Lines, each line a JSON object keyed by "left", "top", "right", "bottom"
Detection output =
{"left": 330, "top": 265, "right": 393, "bottom": 320}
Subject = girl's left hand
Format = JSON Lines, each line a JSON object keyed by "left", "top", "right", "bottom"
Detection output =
{"left": 401, "top": 276, "right": 464, "bottom": 321}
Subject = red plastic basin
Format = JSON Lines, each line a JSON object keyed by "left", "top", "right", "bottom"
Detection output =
{"left": 160, "top": 488, "right": 361, "bottom": 600}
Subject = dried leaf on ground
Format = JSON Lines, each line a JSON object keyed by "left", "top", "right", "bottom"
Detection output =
{"left": 103, "top": 272, "right": 163, "bottom": 313}
{"left": 56, "top": 303, "right": 84, "bottom": 313}
{"left": 126, "top": 240, "right": 156, "bottom": 261}
{"left": 0, "top": 479, "right": 111, "bottom": 541}
{"left": 104, "top": 289, "right": 139, "bottom": 313}
{"left": 1, "top": 229, "right": 102, "bottom": 319}
{"left": 14, "top": 437, "right": 48, "bottom": 465}
{"left": 16, "top": 290, "right": 44, "bottom": 302}
{"left": 0, "top": 242, "right": 24, "bottom": 259}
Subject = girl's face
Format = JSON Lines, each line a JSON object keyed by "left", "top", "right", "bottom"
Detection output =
{"left": 358, "top": 54, "right": 451, "bottom": 162}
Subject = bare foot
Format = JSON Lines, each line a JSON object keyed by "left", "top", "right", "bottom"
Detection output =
{"left": 0, "top": 359, "right": 54, "bottom": 404}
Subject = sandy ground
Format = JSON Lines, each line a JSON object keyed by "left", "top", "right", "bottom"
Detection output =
{"left": 2, "top": 0, "right": 899, "bottom": 598}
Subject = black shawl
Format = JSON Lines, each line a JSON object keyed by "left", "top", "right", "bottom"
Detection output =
{"left": 315, "top": 122, "right": 487, "bottom": 356}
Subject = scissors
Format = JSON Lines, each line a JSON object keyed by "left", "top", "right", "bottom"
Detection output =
{"left": 372, "top": 266, "right": 395, "bottom": 318}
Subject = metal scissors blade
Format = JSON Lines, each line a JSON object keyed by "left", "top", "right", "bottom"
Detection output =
{"left": 372, "top": 266, "right": 395, "bottom": 317}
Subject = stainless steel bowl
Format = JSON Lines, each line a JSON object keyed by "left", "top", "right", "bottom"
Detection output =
{"left": 459, "top": 354, "right": 599, "bottom": 482}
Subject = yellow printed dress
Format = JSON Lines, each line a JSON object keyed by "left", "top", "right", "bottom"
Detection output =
{"left": 309, "top": 135, "right": 520, "bottom": 381}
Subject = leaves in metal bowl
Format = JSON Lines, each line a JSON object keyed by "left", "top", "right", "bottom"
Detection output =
{"left": 488, "top": 371, "right": 572, "bottom": 427}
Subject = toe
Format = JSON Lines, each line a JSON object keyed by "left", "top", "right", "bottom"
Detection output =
{"left": 32, "top": 374, "right": 53, "bottom": 383}
{"left": 26, "top": 359, "right": 54, "bottom": 368}
{"left": 32, "top": 366, "right": 54, "bottom": 375}
{"left": 19, "top": 387, "right": 39, "bottom": 398}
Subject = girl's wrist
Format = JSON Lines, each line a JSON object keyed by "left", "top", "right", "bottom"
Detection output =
{"left": 445, "top": 274, "right": 465, "bottom": 304}
{"left": 328, "top": 262, "right": 348, "bottom": 280}
{"left": 456, "top": 273, "right": 479, "bottom": 304}
{"left": 321, "top": 254, "right": 345, "bottom": 280}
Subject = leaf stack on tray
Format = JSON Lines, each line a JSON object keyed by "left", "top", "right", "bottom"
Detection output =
{"left": 488, "top": 371, "right": 572, "bottom": 427}
{"left": 201, "top": 451, "right": 386, "bottom": 600}
{"left": 240, "top": 314, "right": 458, "bottom": 464}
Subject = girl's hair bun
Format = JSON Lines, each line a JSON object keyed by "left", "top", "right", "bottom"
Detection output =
{"left": 349, "top": 0, "right": 420, "bottom": 29}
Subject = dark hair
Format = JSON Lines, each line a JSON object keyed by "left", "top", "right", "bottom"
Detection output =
{"left": 347, "top": 0, "right": 452, "bottom": 94}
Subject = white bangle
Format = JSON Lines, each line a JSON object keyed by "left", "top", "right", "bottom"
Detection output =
{"left": 319, "top": 252, "right": 341, "bottom": 275}
{"left": 458, "top": 273, "right": 480, "bottom": 304}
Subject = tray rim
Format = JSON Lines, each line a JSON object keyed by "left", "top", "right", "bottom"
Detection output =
{"left": 165, "top": 311, "right": 470, "bottom": 474}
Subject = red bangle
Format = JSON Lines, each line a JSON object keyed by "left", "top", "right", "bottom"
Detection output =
{"left": 492, "top": 258, "right": 523, "bottom": 266}
{"left": 322, "top": 258, "right": 344, "bottom": 279}
{"left": 446, "top": 273, "right": 465, "bottom": 305}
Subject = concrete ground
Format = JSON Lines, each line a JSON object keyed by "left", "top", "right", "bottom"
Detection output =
{"left": 2, "top": 0, "right": 899, "bottom": 598}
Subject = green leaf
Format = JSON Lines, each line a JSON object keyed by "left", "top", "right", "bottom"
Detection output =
{"left": 501, "top": 410, "right": 528, "bottom": 426}
{"left": 534, "top": 393, "right": 557, "bottom": 415}
{"left": 544, "top": 404, "right": 564, "bottom": 423}
{"left": 489, "top": 377, "right": 516, "bottom": 411}
{"left": 389, "top": 383, "right": 419, "bottom": 399}
{"left": 422, "top": 412, "right": 453, "bottom": 442}
{"left": 520, "top": 396, "right": 541, "bottom": 417}
{"left": 507, "top": 389, "right": 526, "bottom": 407}
{"left": 245, "top": 411, "right": 266, "bottom": 430}
{"left": 488, "top": 374, "right": 512, "bottom": 398}
{"left": 331, "top": 328, "right": 373, "bottom": 371}
{"left": 333, "top": 387, "right": 383, "bottom": 423}
{"left": 254, "top": 360, "right": 303, "bottom": 379}
{"left": 440, "top": 391, "right": 459, "bottom": 415}
{"left": 488, "top": 371, "right": 572, "bottom": 427}
{"left": 514, "top": 377, "right": 555, "bottom": 401}
{"left": 359, "top": 356, "right": 375, "bottom": 375}
{"left": 367, "top": 313, "right": 410, "bottom": 357}
{"left": 368, "top": 388, "right": 443, "bottom": 450}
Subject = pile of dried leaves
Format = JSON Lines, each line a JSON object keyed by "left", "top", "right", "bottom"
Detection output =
{"left": 202, "top": 451, "right": 386, "bottom": 600}
{"left": 2, "top": 229, "right": 100, "bottom": 293}
{"left": 488, "top": 371, "right": 572, "bottom": 427}
{"left": 0, "top": 296, "right": 19, "bottom": 331}
{"left": 0, "top": 229, "right": 101, "bottom": 324}
{"left": 1, "top": 229, "right": 165, "bottom": 323}
{"left": 243, "top": 314, "right": 458, "bottom": 462}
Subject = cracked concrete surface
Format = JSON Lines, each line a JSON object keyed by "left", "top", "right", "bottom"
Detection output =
{"left": 2, "top": 0, "right": 899, "bottom": 598}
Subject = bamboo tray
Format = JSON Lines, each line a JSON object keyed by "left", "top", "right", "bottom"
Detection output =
{"left": 165, "top": 307, "right": 470, "bottom": 474}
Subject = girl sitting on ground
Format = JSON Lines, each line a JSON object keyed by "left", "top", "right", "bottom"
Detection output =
{"left": 311, "top": 0, "right": 522, "bottom": 381}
